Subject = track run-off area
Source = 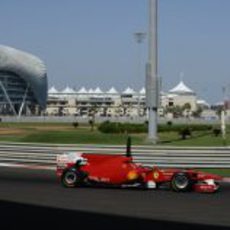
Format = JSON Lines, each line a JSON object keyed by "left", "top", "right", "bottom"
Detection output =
{"left": 0, "top": 167, "right": 230, "bottom": 229}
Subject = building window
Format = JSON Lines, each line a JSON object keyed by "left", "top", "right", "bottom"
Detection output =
{"left": 169, "top": 101, "right": 174, "bottom": 107}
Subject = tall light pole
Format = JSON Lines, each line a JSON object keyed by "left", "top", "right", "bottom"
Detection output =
{"left": 146, "top": 0, "right": 158, "bottom": 143}
{"left": 134, "top": 32, "right": 146, "bottom": 117}
{"left": 221, "top": 86, "right": 227, "bottom": 144}
{"left": 134, "top": 32, "right": 146, "bottom": 82}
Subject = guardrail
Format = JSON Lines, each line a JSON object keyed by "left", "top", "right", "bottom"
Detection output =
{"left": 0, "top": 142, "right": 230, "bottom": 169}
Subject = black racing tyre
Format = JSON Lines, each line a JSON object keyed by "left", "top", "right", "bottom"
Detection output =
{"left": 214, "top": 182, "right": 220, "bottom": 192}
{"left": 171, "top": 172, "right": 193, "bottom": 192}
{"left": 61, "top": 168, "right": 80, "bottom": 188}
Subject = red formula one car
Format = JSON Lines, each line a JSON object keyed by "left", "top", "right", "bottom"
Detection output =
{"left": 56, "top": 139, "right": 222, "bottom": 193}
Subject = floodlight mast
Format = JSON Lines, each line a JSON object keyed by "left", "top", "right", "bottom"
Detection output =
{"left": 134, "top": 32, "right": 146, "bottom": 82}
{"left": 134, "top": 32, "right": 146, "bottom": 44}
{"left": 134, "top": 32, "right": 146, "bottom": 116}
{"left": 146, "top": 0, "right": 158, "bottom": 144}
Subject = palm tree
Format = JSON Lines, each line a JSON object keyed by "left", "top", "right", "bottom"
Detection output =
{"left": 88, "top": 104, "right": 99, "bottom": 131}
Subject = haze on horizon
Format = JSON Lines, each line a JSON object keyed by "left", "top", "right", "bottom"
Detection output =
{"left": 0, "top": 0, "right": 230, "bottom": 104}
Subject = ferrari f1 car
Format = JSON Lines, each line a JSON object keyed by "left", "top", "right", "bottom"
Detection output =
{"left": 56, "top": 138, "right": 222, "bottom": 193}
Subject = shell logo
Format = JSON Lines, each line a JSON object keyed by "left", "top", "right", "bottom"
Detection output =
{"left": 153, "top": 171, "right": 159, "bottom": 179}
{"left": 127, "top": 170, "right": 138, "bottom": 180}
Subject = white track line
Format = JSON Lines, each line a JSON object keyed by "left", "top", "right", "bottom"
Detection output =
{"left": 0, "top": 163, "right": 55, "bottom": 171}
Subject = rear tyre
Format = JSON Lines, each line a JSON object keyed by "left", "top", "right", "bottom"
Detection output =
{"left": 171, "top": 172, "right": 193, "bottom": 192}
{"left": 61, "top": 168, "right": 80, "bottom": 188}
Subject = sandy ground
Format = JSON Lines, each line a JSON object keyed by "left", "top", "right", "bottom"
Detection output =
{"left": 0, "top": 128, "right": 26, "bottom": 135}
{"left": 0, "top": 125, "right": 73, "bottom": 135}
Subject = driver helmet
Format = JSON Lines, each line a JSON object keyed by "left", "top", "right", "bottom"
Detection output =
{"left": 75, "top": 157, "right": 87, "bottom": 166}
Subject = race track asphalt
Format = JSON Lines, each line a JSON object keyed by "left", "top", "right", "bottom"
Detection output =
{"left": 0, "top": 167, "right": 230, "bottom": 229}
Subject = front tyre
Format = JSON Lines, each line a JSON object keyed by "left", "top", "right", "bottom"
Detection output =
{"left": 61, "top": 169, "right": 79, "bottom": 188}
{"left": 171, "top": 172, "right": 193, "bottom": 192}
{"left": 214, "top": 182, "right": 220, "bottom": 192}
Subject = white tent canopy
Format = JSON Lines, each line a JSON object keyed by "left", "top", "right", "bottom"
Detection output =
{"left": 139, "top": 87, "right": 146, "bottom": 94}
{"left": 106, "top": 87, "right": 118, "bottom": 94}
{"left": 62, "top": 86, "right": 75, "bottom": 94}
{"left": 169, "top": 81, "right": 194, "bottom": 95}
{"left": 88, "top": 88, "right": 94, "bottom": 94}
{"left": 122, "top": 87, "right": 136, "bottom": 94}
{"left": 77, "top": 87, "right": 88, "bottom": 94}
{"left": 94, "top": 87, "right": 103, "bottom": 94}
{"left": 48, "top": 86, "right": 59, "bottom": 94}
{"left": 197, "top": 99, "right": 210, "bottom": 108}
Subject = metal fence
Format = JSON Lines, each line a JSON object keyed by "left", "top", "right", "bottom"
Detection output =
{"left": 0, "top": 142, "right": 230, "bottom": 168}
{"left": 1, "top": 115, "right": 227, "bottom": 124}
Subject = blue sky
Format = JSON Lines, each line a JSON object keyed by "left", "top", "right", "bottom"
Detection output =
{"left": 0, "top": 0, "right": 230, "bottom": 104}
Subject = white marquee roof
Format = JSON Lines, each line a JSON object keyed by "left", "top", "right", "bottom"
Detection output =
{"left": 94, "top": 87, "right": 103, "bottom": 94}
{"left": 88, "top": 88, "right": 94, "bottom": 94}
{"left": 77, "top": 87, "right": 88, "bottom": 94}
{"left": 169, "top": 81, "right": 194, "bottom": 95}
{"left": 122, "top": 87, "right": 136, "bottom": 94}
{"left": 106, "top": 87, "right": 118, "bottom": 94}
{"left": 48, "top": 86, "right": 59, "bottom": 94}
{"left": 139, "top": 87, "right": 146, "bottom": 94}
{"left": 197, "top": 99, "right": 210, "bottom": 107}
{"left": 62, "top": 86, "right": 75, "bottom": 94}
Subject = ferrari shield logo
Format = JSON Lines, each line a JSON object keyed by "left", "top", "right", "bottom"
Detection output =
{"left": 153, "top": 171, "right": 159, "bottom": 179}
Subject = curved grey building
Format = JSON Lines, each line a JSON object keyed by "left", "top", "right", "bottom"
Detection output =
{"left": 0, "top": 45, "right": 47, "bottom": 115}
